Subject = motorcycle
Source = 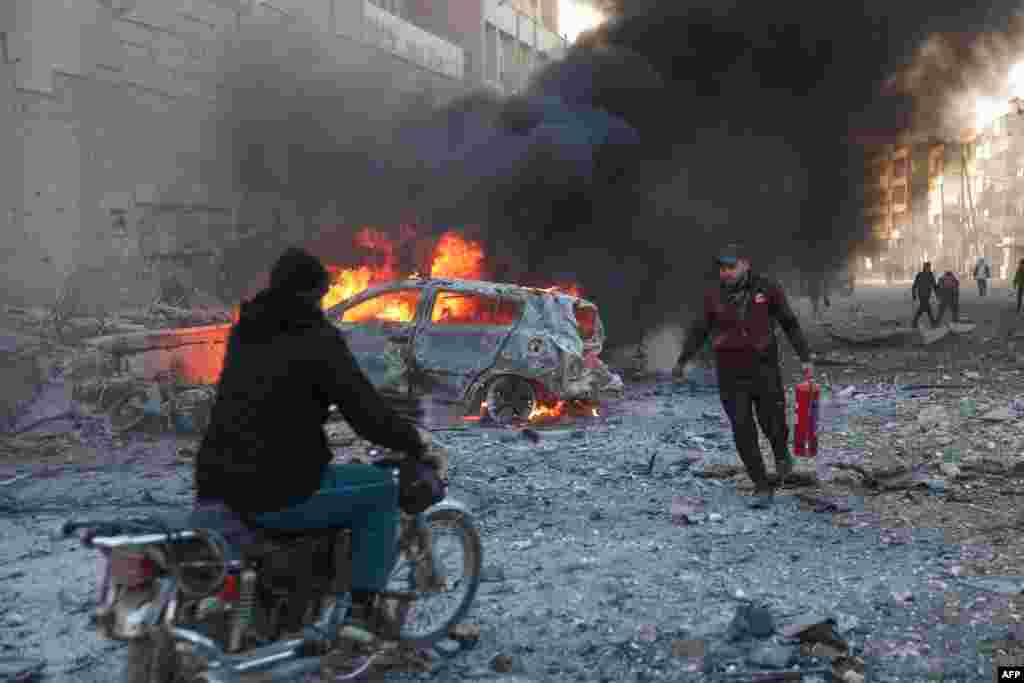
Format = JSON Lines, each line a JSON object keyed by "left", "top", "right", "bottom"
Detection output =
{"left": 62, "top": 459, "right": 482, "bottom": 682}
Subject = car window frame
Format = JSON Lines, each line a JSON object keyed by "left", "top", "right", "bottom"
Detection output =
{"left": 425, "top": 288, "right": 525, "bottom": 328}
{"left": 335, "top": 286, "right": 426, "bottom": 326}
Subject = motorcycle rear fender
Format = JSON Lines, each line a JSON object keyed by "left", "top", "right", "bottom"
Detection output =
{"left": 423, "top": 498, "right": 475, "bottom": 526}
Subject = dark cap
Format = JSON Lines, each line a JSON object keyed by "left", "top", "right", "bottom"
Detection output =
{"left": 269, "top": 247, "right": 330, "bottom": 294}
{"left": 716, "top": 242, "right": 747, "bottom": 266}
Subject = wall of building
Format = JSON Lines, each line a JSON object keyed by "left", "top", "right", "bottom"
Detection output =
{"left": 0, "top": 0, "right": 468, "bottom": 310}
{"left": 480, "top": 0, "right": 566, "bottom": 94}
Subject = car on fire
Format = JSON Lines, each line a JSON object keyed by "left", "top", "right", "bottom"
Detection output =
{"left": 325, "top": 277, "right": 623, "bottom": 423}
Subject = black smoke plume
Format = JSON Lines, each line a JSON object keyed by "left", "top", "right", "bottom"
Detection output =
{"left": 211, "top": 1, "right": 1024, "bottom": 346}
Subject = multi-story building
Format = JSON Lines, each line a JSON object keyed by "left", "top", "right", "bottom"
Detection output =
{"left": 373, "top": 0, "right": 566, "bottom": 95}
{"left": 859, "top": 129, "right": 997, "bottom": 279}
{"left": 0, "top": 0, "right": 567, "bottom": 308}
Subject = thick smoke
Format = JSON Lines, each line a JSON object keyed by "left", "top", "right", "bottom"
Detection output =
{"left": 211, "top": 1, "right": 1024, "bottom": 348}
{"left": 889, "top": 17, "right": 1024, "bottom": 137}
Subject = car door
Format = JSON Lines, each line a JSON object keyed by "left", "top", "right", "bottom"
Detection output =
{"left": 333, "top": 287, "right": 425, "bottom": 397}
{"left": 411, "top": 289, "right": 524, "bottom": 402}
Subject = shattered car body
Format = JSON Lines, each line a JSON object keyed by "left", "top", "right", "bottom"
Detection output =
{"left": 326, "top": 277, "right": 623, "bottom": 421}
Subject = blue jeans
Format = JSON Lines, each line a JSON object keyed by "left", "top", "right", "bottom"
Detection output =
{"left": 251, "top": 464, "right": 399, "bottom": 592}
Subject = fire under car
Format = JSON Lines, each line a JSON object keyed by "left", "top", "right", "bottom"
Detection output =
{"left": 325, "top": 277, "right": 624, "bottom": 424}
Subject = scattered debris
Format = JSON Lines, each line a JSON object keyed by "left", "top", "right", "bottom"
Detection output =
{"left": 670, "top": 495, "right": 706, "bottom": 526}
{"left": 728, "top": 604, "right": 776, "bottom": 640}
{"left": 448, "top": 623, "right": 481, "bottom": 644}
{"left": 491, "top": 653, "right": 515, "bottom": 673}
{"left": 670, "top": 639, "right": 705, "bottom": 658}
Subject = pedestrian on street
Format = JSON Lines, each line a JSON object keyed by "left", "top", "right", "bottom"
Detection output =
{"left": 974, "top": 257, "right": 991, "bottom": 296}
{"left": 1014, "top": 258, "right": 1024, "bottom": 314}
{"left": 935, "top": 270, "right": 960, "bottom": 325}
{"left": 911, "top": 261, "right": 938, "bottom": 328}
{"left": 673, "top": 243, "right": 813, "bottom": 508}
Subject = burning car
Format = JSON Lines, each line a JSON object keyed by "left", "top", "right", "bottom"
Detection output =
{"left": 325, "top": 276, "right": 623, "bottom": 424}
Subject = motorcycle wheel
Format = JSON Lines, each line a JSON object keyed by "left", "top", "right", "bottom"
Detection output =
{"left": 384, "top": 508, "right": 482, "bottom": 645}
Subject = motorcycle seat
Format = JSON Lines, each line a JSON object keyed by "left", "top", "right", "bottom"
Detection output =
{"left": 190, "top": 501, "right": 348, "bottom": 560}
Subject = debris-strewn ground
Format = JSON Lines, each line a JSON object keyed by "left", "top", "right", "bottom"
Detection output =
{"left": 2, "top": 282, "right": 1024, "bottom": 682}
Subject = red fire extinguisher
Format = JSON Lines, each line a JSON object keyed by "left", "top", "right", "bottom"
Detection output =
{"left": 794, "top": 368, "right": 819, "bottom": 458}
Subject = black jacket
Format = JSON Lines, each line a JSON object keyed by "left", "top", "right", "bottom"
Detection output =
{"left": 912, "top": 271, "right": 937, "bottom": 300}
{"left": 195, "top": 288, "right": 424, "bottom": 515}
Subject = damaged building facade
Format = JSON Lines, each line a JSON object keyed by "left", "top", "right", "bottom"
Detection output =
{"left": 860, "top": 108, "right": 1024, "bottom": 282}
{"left": 0, "top": 0, "right": 566, "bottom": 311}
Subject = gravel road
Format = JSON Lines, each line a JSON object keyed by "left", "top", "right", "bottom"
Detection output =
{"left": 2, "top": 365, "right": 1020, "bottom": 682}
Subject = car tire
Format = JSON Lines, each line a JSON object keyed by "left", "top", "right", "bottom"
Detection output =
{"left": 484, "top": 376, "right": 536, "bottom": 425}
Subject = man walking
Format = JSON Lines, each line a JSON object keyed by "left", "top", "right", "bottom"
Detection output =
{"left": 935, "top": 270, "right": 960, "bottom": 325}
{"left": 911, "top": 262, "right": 938, "bottom": 328}
{"left": 673, "top": 243, "right": 813, "bottom": 508}
{"left": 974, "top": 257, "right": 991, "bottom": 296}
{"left": 1014, "top": 259, "right": 1024, "bottom": 314}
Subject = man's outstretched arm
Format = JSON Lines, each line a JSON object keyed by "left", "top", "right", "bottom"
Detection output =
{"left": 320, "top": 329, "right": 424, "bottom": 456}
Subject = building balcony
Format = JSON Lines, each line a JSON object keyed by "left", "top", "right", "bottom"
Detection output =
{"left": 359, "top": 0, "right": 465, "bottom": 80}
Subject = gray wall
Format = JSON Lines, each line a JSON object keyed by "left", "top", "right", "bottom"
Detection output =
{"left": 0, "top": 0, "right": 466, "bottom": 309}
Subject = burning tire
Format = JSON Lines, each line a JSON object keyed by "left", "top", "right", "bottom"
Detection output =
{"left": 484, "top": 375, "right": 536, "bottom": 425}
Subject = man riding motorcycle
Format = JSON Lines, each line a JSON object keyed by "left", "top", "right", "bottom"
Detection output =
{"left": 195, "top": 247, "right": 445, "bottom": 633}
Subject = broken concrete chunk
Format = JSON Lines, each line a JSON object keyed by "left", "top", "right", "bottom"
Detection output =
{"left": 780, "top": 614, "right": 837, "bottom": 640}
{"left": 671, "top": 639, "right": 706, "bottom": 658}
{"left": 448, "top": 622, "right": 481, "bottom": 643}
{"left": 919, "top": 325, "right": 950, "bottom": 346}
{"left": 917, "top": 405, "right": 948, "bottom": 427}
{"left": 491, "top": 653, "right": 515, "bottom": 673}
{"left": 727, "top": 604, "right": 775, "bottom": 640}
{"left": 747, "top": 643, "right": 796, "bottom": 669}
{"left": 980, "top": 407, "right": 1017, "bottom": 422}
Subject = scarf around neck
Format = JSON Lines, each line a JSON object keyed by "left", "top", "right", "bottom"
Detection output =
{"left": 721, "top": 270, "right": 753, "bottom": 319}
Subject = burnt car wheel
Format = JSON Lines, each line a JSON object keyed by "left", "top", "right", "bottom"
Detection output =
{"left": 485, "top": 376, "right": 536, "bottom": 425}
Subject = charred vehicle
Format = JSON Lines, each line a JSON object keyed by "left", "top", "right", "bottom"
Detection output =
{"left": 326, "top": 278, "right": 623, "bottom": 423}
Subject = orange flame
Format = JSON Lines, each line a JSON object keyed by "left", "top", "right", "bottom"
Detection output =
{"left": 322, "top": 228, "right": 399, "bottom": 310}
{"left": 528, "top": 400, "right": 567, "bottom": 421}
{"left": 318, "top": 227, "right": 584, "bottom": 322}
{"left": 430, "top": 231, "right": 486, "bottom": 280}
{"left": 527, "top": 399, "right": 601, "bottom": 422}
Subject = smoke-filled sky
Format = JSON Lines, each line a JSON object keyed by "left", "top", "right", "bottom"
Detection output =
{"left": 212, "top": 1, "right": 1024, "bottom": 346}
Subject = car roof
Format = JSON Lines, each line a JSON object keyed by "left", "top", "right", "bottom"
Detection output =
{"left": 334, "top": 277, "right": 598, "bottom": 309}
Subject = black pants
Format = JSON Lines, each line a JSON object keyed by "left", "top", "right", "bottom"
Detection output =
{"left": 977, "top": 279, "right": 988, "bottom": 296}
{"left": 935, "top": 294, "right": 959, "bottom": 324}
{"left": 912, "top": 298, "right": 936, "bottom": 327}
{"left": 1017, "top": 287, "right": 1022, "bottom": 313}
{"left": 718, "top": 365, "right": 790, "bottom": 489}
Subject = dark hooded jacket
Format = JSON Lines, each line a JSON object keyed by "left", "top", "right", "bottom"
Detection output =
{"left": 195, "top": 287, "right": 424, "bottom": 515}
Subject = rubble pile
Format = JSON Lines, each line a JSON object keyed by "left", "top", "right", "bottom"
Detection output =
{"left": 3, "top": 297, "right": 232, "bottom": 342}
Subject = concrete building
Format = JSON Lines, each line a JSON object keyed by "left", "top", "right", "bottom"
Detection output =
{"left": 373, "top": 0, "right": 566, "bottom": 94}
{"left": 0, "top": 0, "right": 566, "bottom": 310}
{"left": 860, "top": 132, "right": 991, "bottom": 280}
